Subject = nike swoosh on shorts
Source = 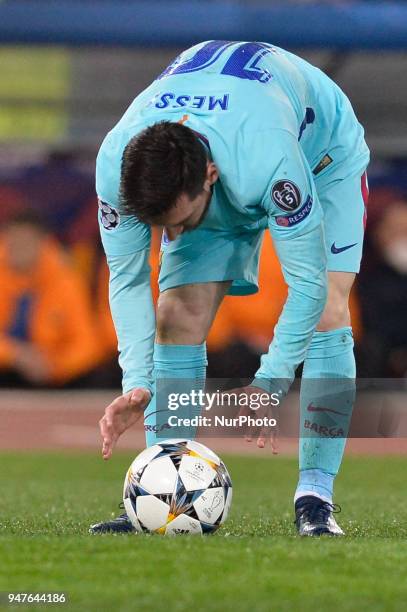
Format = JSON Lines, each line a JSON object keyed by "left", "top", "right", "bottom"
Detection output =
{"left": 330, "top": 242, "right": 357, "bottom": 254}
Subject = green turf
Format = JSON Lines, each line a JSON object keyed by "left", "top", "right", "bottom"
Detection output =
{"left": 1, "top": 451, "right": 407, "bottom": 611}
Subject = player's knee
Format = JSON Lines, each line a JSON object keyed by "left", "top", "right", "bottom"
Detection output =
{"left": 317, "top": 273, "right": 355, "bottom": 331}
{"left": 317, "top": 298, "right": 350, "bottom": 331}
{"left": 156, "top": 293, "right": 208, "bottom": 343}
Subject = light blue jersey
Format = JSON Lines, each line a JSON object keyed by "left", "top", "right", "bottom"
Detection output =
{"left": 96, "top": 41, "right": 369, "bottom": 394}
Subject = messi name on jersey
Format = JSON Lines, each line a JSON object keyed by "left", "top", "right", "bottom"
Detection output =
{"left": 154, "top": 92, "right": 230, "bottom": 111}
{"left": 275, "top": 195, "right": 313, "bottom": 227}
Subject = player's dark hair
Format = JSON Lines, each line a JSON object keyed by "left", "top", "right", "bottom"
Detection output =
{"left": 120, "top": 121, "right": 208, "bottom": 223}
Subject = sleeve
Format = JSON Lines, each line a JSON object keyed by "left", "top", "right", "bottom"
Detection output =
{"left": 107, "top": 247, "right": 155, "bottom": 394}
{"left": 96, "top": 137, "right": 155, "bottom": 394}
{"left": 252, "top": 129, "right": 328, "bottom": 394}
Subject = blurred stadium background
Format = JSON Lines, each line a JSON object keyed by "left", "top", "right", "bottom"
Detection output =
{"left": 1, "top": 0, "right": 407, "bottom": 452}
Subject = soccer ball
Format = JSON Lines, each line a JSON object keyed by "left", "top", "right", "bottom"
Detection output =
{"left": 123, "top": 439, "right": 232, "bottom": 535}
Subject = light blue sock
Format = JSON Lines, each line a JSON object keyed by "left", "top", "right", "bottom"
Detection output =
{"left": 295, "top": 327, "right": 356, "bottom": 504}
{"left": 144, "top": 343, "right": 207, "bottom": 447}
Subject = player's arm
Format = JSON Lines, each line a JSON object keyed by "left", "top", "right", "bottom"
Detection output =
{"left": 98, "top": 202, "right": 156, "bottom": 458}
{"left": 252, "top": 130, "right": 328, "bottom": 395}
{"left": 96, "top": 124, "right": 158, "bottom": 455}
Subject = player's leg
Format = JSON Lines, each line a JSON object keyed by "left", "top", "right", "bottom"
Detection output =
{"left": 145, "top": 225, "right": 264, "bottom": 446}
{"left": 295, "top": 170, "right": 368, "bottom": 536}
{"left": 295, "top": 271, "right": 355, "bottom": 535}
{"left": 144, "top": 281, "right": 231, "bottom": 446}
{"left": 156, "top": 281, "right": 230, "bottom": 344}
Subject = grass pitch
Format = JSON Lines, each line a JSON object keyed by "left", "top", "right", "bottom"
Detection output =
{"left": 1, "top": 451, "right": 407, "bottom": 611}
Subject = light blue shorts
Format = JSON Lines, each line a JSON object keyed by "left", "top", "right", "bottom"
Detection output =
{"left": 158, "top": 167, "right": 368, "bottom": 296}
{"left": 317, "top": 168, "right": 369, "bottom": 273}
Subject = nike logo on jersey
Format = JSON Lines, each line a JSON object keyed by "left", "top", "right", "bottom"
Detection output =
{"left": 307, "top": 403, "right": 347, "bottom": 417}
{"left": 330, "top": 242, "right": 357, "bottom": 254}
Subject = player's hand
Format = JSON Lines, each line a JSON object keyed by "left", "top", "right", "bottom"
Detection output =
{"left": 99, "top": 388, "right": 151, "bottom": 460}
{"left": 224, "top": 385, "right": 279, "bottom": 453}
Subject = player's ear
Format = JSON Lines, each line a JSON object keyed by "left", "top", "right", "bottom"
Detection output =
{"left": 205, "top": 162, "right": 219, "bottom": 188}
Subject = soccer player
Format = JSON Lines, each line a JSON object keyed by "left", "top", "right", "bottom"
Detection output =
{"left": 90, "top": 41, "right": 369, "bottom": 536}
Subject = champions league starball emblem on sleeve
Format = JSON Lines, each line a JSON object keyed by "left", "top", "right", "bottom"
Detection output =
{"left": 271, "top": 180, "right": 302, "bottom": 212}
{"left": 98, "top": 199, "right": 120, "bottom": 230}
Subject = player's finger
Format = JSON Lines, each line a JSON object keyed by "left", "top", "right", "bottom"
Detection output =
{"left": 247, "top": 404, "right": 266, "bottom": 443}
{"left": 237, "top": 405, "right": 252, "bottom": 442}
{"left": 99, "top": 415, "right": 108, "bottom": 436}
{"left": 257, "top": 420, "right": 273, "bottom": 448}
{"left": 100, "top": 412, "right": 114, "bottom": 432}
{"left": 257, "top": 418, "right": 278, "bottom": 449}
{"left": 100, "top": 416, "right": 113, "bottom": 458}
{"left": 102, "top": 429, "right": 119, "bottom": 460}
{"left": 102, "top": 440, "right": 112, "bottom": 460}
{"left": 257, "top": 435, "right": 266, "bottom": 449}
{"left": 102, "top": 432, "right": 112, "bottom": 458}
{"left": 247, "top": 423, "right": 259, "bottom": 441}
{"left": 270, "top": 428, "right": 279, "bottom": 455}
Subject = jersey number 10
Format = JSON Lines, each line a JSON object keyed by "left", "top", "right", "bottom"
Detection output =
{"left": 159, "top": 41, "right": 275, "bottom": 84}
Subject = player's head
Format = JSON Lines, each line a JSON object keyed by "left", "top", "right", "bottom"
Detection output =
{"left": 120, "top": 121, "right": 218, "bottom": 239}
